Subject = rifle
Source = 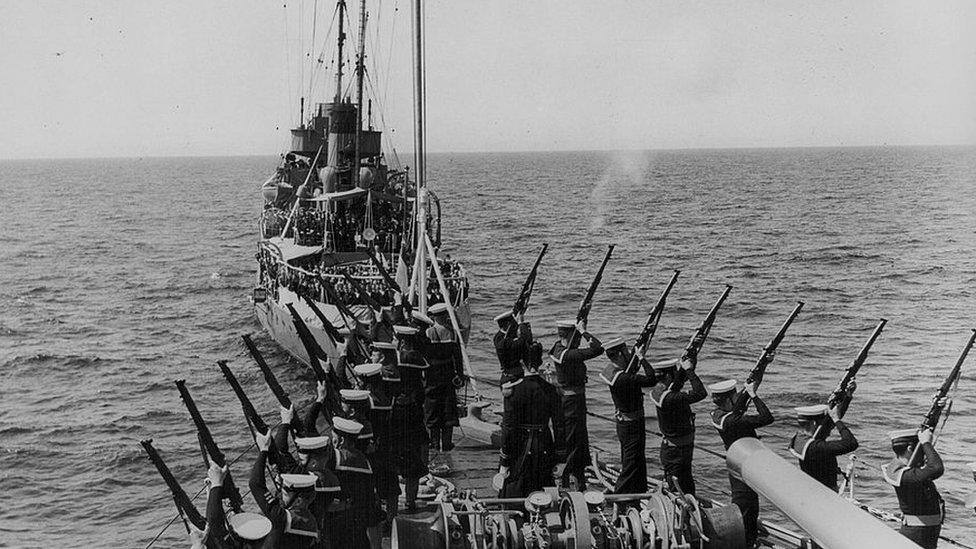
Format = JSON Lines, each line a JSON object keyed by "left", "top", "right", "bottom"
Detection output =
{"left": 365, "top": 246, "right": 413, "bottom": 313}
{"left": 503, "top": 244, "right": 548, "bottom": 338}
{"left": 285, "top": 303, "right": 329, "bottom": 382}
{"left": 625, "top": 270, "right": 680, "bottom": 374}
{"left": 342, "top": 272, "right": 383, "bottom": 312}
{"left": 667, "top": 284, "right": 732, "bottom": 390}
{"left": 732, "top": 301, "right": 804, "bottom": 414}
{"left": 241, "top": 334, "right": 293, "bottom": 410}
{"left": 300, "top": 293, "right": 346, "bottom": 345}
{"left": 216, "top": 359, "right": 269, "bottom": 436}
{"left": 827, "top": 319, "right": 887, "bottom": 419}
{"left": 568, "top": 245, "right": 614, "bottom": 349}
{"left": 140, "top": 439, "right": 206, "bottom": 531}
{"left": 174, "top": 379, "right": 244, "bottom": 512}
{"left": 906, "top": 328, "right": 976, "bottom": 467}
{"left": 313, "top": 282, "right": 371, "bottom": 362}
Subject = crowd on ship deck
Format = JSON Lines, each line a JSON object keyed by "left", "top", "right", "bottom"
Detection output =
{"left": 175, "top": 301, "right": 467, "bottom": 549}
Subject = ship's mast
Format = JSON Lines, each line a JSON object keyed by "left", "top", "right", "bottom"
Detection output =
{"left": 334, "top": 0, "right": 347, "bottom": 102}
{"left": 353, "top": 0, "right": 367, "bottom": 187}
{"left": 411, "top": 0, "right": 427, "bottom": 312}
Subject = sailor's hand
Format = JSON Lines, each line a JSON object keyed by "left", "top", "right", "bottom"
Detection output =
{"left": 553, "top": 462, "right": 567, "bottom": 478}
{"left": 679, "top": 356, "right": 696, "bottom": 371}
{"left": 933, "top": 395, "right": 951, "bottom": 408}
{"left": 576, "top": 320, "right": 587, "bottom": 334}
{"left": 394, "top": 291, "right": 403, "bottom": 304}
{"left": 745, "top": 382, "right": 757, "bottom": 399}
{"left": 316, "top": 381, "right": 328, "bottom": 403}
{"left": 188, "top": 523, "right": 208, "bottom": 549}
{"left": 827, "top": 406, "right": 841, "bottom": 423}
{"left": 515, "top": 312, "right": 525, "bottom": 324}
{"left": 255, "top": 429, "right": 272, "bottom": 452}
{"left": 917, "top": 428, "right": 934, "bottom": 445}
{"left": 846, "top": 379, "right": 857, "bottom": 395}
{"left": 498, "top": 465, "right": 510, "bottom": 478}
{"left": 206, "top": 463, "right": 228, "bottom": 488}
{"left": 280, "top": 404, "right": 295, "bottom": 425}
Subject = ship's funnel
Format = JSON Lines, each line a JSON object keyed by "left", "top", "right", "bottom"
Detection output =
{"left": 727, "top": 438, "right": 917, "bottom": 549}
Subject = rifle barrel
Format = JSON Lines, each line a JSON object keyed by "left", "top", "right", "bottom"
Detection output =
{"left": 626, "top": 270, "right": 680, "bottom": 373}
{"left": 512, "top": 243, "right": 548, "bottom": 316}
{"left": 569, "top": 245, "right": 615, "bottom": 349}
{"left": 141, "top": 439, "right": 206, "bottom": 530}
{"left": 241, "top": 334, "right": 293, "bottom": 409}
{"left": 683, "top": 284, "right": 733, "bottom": 360}
{"left": 217, "top": 360, "right": 269, "bottom": 434}
{"left": 285, "top": 303, "right": 329, "bottom": 381}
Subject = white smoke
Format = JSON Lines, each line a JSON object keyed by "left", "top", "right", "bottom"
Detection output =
{"left": 589, "top": 150, "right": 652, "bottom": 230}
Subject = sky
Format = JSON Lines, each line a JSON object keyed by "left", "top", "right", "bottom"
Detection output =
{"left": 0, "top": 0, "right": 974, "bottom": 159}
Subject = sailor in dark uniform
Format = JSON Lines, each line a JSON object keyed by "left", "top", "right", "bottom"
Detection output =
{"left": 649, "top": 355, "right": 707, "bottom": 496}
{"left": 390, "top": 343, "right": 430, "bottom": 511}
{"left": 423, "top": 303, "right": 464, "bottom": 454}
{"left": 598, "top": 337, "right": 655, "bottom": 494}
{"left": 709, "top": 378, "right": 774, "bottom": 547}
{"left": 193, "top": 462, "right": 273, "bottom": 549}
{"left": 251, "top": 430, "right": 321, "bottom": 549}
{"left": 493, "top": 310, "right": 532, "bottom": 384}
{"left": 788, "top": 404, "right": 858, "bottom": 491}
{"left": 332, "top": 417, "right": 379, "bottom": 549}
{"left": 353, "top": 362, "right": 400, "bottom": 522}
{"left": 549, "top": 319, "right": 603, "bottom": 489}
{"left": 883, "top": 427, "right": 945, "bottom": 548}
{"left": 498, "top": 341, "right": 567, "bottom": 498}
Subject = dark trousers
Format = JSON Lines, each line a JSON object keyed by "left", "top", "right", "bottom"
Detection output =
{"left": 899, "top": 524, "right": 942, "bottom": 549}
{"left": 561, "top": 392, "right": 591, "bottom": 487}
{"left": 614, "top": 419, "right": 647, "bottom": 494}
{"left": 729, "top": 474, "right": 759, "bottom": 545}
{"left": 661, "top": 442, "right": 695, "bottom": 496}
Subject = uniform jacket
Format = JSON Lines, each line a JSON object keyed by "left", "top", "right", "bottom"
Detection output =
{"left": 599, "top": 361, "right": 655, "bottom": 417}
{"left": 882, "top": 442, "right": 945, "bottom": 522}
{"left": 499, "top": 373, "right": 566, "bottom": 467}
{"left": 788, "top": 420, "right": 858, "bottom": 490}
{"left": 494, "top": 322, "right": 531, "bottom": 371}
{"left": 549, "top": 333, "right": 603, "bottom": 388}
{"left": 249, "top": 451, "right": 319, "bottom": 549}
{"left": 650, "top": 370, "right": 707, "bottom": 441}
{"left": 711, "top": 394, "right": 774, "bottom": 450}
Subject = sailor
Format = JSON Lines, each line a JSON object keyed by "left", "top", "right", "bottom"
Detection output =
{"left": 549, "top": 319, "right": 604, "bottom": 489}
{"left": 493, "top": 310, "right": 532, "bottom": 384}
{"left": 883, "top": 427, "right": 945, "bottom": 548}
{"left": 709, "top": 378, "right": 774, "bottom": 547}
{"left": 332, "top": 417, "right": 381, "bottom": 549}
{"left": 251, "top": 430, "right": 321, "bottom": 548}
{"left": 353, "top": 362, "right": 400, "bottom": 521}
{"left": 390, "top": 345, "right": 430, "bottom": 511}
{"left": 649, "top": 354, "right": 707, "bottom": 496}
{"left": 191, "top": 462, "right": 273, "bottom": 549}
{"left": 340, "top": 389, "right": 376, "bottom": 455}
{"left": 597, "top": 337, "right": 654, "bottom": 495}
{"left": 497, "top": 341, "right": 567, "bottom": 498}
{"left": 788, "top": 403, "right": 858, "bottom": 491}
{"left": 423, "top": 302, "right": 464, "bottom": 455}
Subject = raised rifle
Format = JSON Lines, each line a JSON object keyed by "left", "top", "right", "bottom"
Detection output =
{"left": 364, "top": 246, "right": 412, "bottom": 313}
{"left": 908, "top": 328, "right": 976, "bottom": 466}
{"left": 301, "top": 292, "right": 346, "bottom": 345}
{"left": 568, "top": 244, "right": 615, "bottom": 350}
{"left": 342, "top": 272, "right": 383, "bottom": 312}
{"left": 140, "top": 439, "right": 206, "bottom": 532}
{"left": 175, "top": 379, "right": 244, "bottom": 512}
{"left": 732, "top": 301, "right": 804, "bottom": 414}
{"left": 625, "top": 270, "right": 680, "bottom": 375}
{"left": 285, "top": 303, "right": 329, "bottom": 382}
{"left": 216, "top": 359, "right": 269, "bottom": 436}
{"left": 668, "top": 284, "right": 732, "bottom": 390}
{"left": 513, "top": 244, "right": 549, "bottom": 314}
{"left": 314, "top": 280, "right": 371, "bottom": 361}
{"left": 826, "top": 319, "right": 887, "bottom": 420}
{"left": 241, "top": 334, "right": 293, "bottom": 410}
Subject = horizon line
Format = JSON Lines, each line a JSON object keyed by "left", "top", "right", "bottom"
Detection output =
{"left": 1, "top": 142, "right": 974, "bottom": 162}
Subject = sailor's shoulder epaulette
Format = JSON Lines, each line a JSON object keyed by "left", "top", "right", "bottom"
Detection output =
{"left": 710, "top": 409, "right": 731, "bottom": 430}
{"left": 599, "top": 364, "right": 623, "bottom": 387}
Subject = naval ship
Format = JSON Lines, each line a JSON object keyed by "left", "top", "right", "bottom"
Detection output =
{"left": 138, "top": 1, "right": 976, "bottom": 548}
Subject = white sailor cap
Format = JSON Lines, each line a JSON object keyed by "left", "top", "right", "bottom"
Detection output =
{"left": 428, "top": 302, "right": 449, "bottom": 315}
{"left": 603, "top": 337, "right": 627, "bottom": 352}
{"left": 354, "top": 363, "right": 383, "bottom": 377}
{"left": 794, "top": 404, "right": 828, "bottom": 418}
{"left": 888, "top": 429, "right": 918, "bottom": 444}
{"left": 281, "top": 473, "right": 318, "bottom": 489}
{"left": 227, "top": 512, "right": 273, "bottom": 540}
{"left": 332, "top": 417, "right": 364, "bottom": 436}
{"left": 411, "top": 310, "right": 434, "bottom": 325}
{"left": 294, "top": 436, "right": 332, "bottom": 452}
{"left": 340, "top": 389, "right": 371, "bottom": 402}
{"left": 371, "top": 341, "right": 397, "bottom": 350}
{"left": 649, "top": 358, "right": 680, "bottom": 371}
{"left": 556, "top": 319, "right": 576, "bottom": 329}
{"left": 494, "top": 311, "right": 515, "bottom": 323}
{"left": 393, "top": 325, "right": 419, "bottom": 335}
{"left": 708, "top": 379, "right": 738, "bottom": 395}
